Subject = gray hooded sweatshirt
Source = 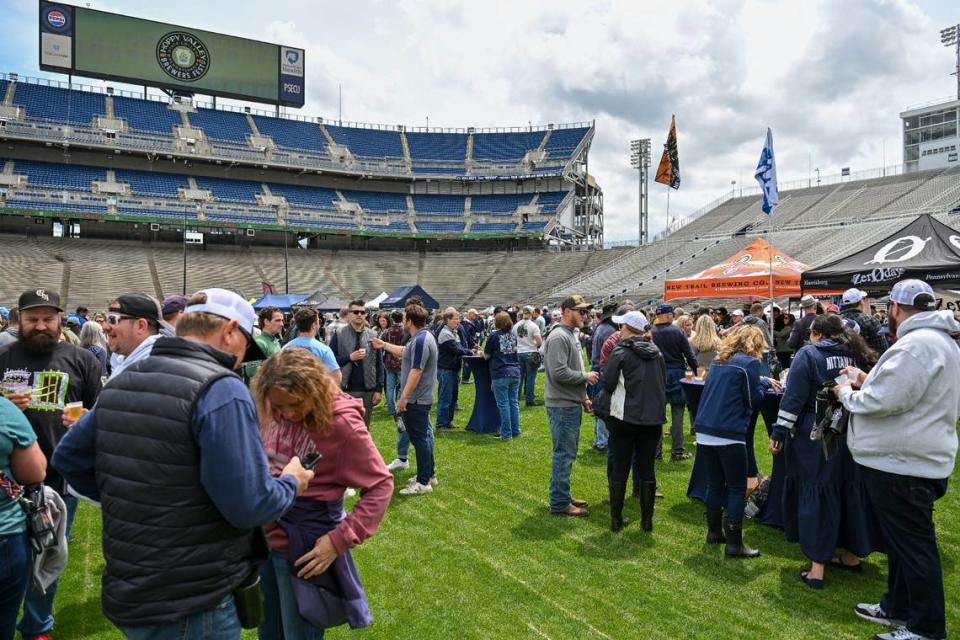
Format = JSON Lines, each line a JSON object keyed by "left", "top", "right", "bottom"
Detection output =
{"left": 840, "top": 310, "right": 960, "bottom": 479}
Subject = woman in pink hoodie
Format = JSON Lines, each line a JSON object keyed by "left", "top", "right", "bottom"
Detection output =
{"left": 252, "top": 349, "right": 393, "bottom": 639}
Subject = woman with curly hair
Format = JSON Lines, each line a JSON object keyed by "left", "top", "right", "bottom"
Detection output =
{"left": 693, "top": 325, "right": 778, "bottom": 558}
{"left": 769, "top": 314, "right": 881, "bottom": 589}
{"left": 252, "top": 349, "right": 393, "bottom": 638}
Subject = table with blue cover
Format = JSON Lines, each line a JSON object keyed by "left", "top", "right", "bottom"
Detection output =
{"left": 462, "top": 356, "right": 499, "bottom": 434}
{"left": 682, "top": 379, "right": 786, "bottom": 527}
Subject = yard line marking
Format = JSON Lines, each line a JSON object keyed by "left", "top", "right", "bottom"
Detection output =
{"left": 527, "top": 622, "right": 553, "bottom": 640}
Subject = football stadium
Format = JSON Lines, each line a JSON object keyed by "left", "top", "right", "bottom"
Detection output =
{"left": 0, "top": 2, "right": 959, "bottom": 640}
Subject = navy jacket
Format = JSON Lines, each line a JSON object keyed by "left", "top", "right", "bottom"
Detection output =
{"left": 437, "top": 324, "right": 472, "bottom": 371}
{"left": 651, "top": 323, "right": 698, "bottom": 370}
{"left": 694, "top": 352, "right": 769, "bottom": 442}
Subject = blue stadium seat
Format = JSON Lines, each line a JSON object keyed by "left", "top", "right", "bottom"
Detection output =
{"left": 115, "top": 169, "right": 188, "bottom": 198}
{"left": 268, "top": 183, "right": 340, "bottom": 210}
{"left": 472, "top": 131, "right": 546, "bottom": 162}
{"left": 113, "top": 96, "right": 182, "bottom": 136}
{"left": 287, "top": 217, "right": 358, "bottom": 231}
{"left": 12, "top": 159, "right": 104, "bottom": 191}
{"left": 412, "top": 166, "right": 466, "bottom": 176}
{"left": 412, "top": 194, "right": 465, "bottom": 215}
{"left": 13, "top": 83, "right": 105, "bottom": 126}
{"left": 536, "top": 191, "right": 569, "bottom": 213}
{"left": 366, "top": 221, "right": 411, "bottom": 232}
{"left": 415, "top": 221, "right": 464, "bottom": 233}
{"left": 406, "top": 132, "right": 467, "bottom": 162}
{"left": 189, "top": 108, "right": 253, "bottom": 144}
{"left": 341, "top": 190, "right": 408, "bottom": 213}
{"left": 326, "top": 125, "right": 404, "bottom": 159}
{"left": 117, "top": 207, "right": 198, "bottom": 220}
{"left": 522, "top": 220, "right": 549, "bottom": 232}
{"left": 194, "top": 177, "right": 262, "bottom": 203}
{"left": 471, "top": 194, "right": 532, "bottom": 215}
{"left": 5, "top": 199, "right": 106, "bottom": 215}
{"left": 544, "top": 127, "right": 590, "bottom": 157}
{"left": 252, "top": 115, "right": 328, "bottom": 153}
{"left": 471, "top": 222, "right": 517, "bottom": 233}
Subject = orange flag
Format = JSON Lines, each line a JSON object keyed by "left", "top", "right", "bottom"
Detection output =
{"left": 655, "top": 115, "right": 680, "bottom": 190}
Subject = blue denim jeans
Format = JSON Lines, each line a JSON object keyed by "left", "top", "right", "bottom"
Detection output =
{"left": 384, "top": 370, "right": 401, "bottom": 416}
{"left": 0, "top": 532, "right": 30, "bottom": 640}
{"left": 403, "top": 403, "right": 435, "bottom": 485}
{"left": 492, "top": 377, "right": 521, "bottom": 438}
{"left": 517, "top": 353, "right": 538, "bottom": 404}
{"left": 587, "top": 379, "right": 608, "bottom": 448}
{"left": 259, "top": 551, "right": 325, "bottom": 640}
{"left": 18, "top": 493, "right": 78, "bottom": 637}
{"left": 435, "top": 368, "right": 458, "bottom": 427}
{"left": 547, "top": 405, "right": 583, "bottom": 512}
{"left": 118, "top": 593, "right": 241, "bottom": 639}
{"left": 698, "top": 443, "right": 747, "bottom": 519}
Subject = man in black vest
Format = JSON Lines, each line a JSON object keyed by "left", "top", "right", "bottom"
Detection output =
{"left": 328, "top": 299, "right": 384, "bottom": 428}
{"left": 52, "top": 288, "right": 313, "bottom": 638}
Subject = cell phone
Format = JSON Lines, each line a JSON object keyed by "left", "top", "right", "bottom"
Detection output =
{"left": 301, "top": 453, "right": 323, "bottom": 470}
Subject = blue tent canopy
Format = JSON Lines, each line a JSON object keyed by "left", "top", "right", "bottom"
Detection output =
{"left": 252, "top": 293, "right": 310, "bottom": 311}
{"left": 379, "top": 285, "right": 439, "bottom": 310}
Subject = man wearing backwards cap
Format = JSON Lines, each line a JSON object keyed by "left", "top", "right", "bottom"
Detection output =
{"left": 650, "top": 303, "right": 698, "bottom": 462}
{"left": 839, "top": 287, "right": 887, "bottom": 355}
{"left": 0, "top": 289, "right": 102, "bottom": 640}
{"left": 53, "top": 288, "right": 313, "bottom": 636}
{"left": 543, "top": 295, "right": 598, "bottom": 517}
{"left": 105, "top": 293, "right": 168, "bottom": 379}
{"left": 836, "top": 279, "right": 960, "bottom": 640}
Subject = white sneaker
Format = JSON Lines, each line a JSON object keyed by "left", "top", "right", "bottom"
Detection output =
{"left": 386, "top": 458, "right": 409, "bottom": 471}
{"left": 875, "top": 628, "right": 935, "bottom": 640}
{"left": 344, "top": 488, "right": 357, "bottom": 499}
{"left": 399, "top": 481, "right": 433, "bottom": 496}
{"left": 406, "top": 475, "right": 437, "bottom": 487}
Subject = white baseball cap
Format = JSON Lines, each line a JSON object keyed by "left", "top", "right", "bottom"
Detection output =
{"left": 889, "top": 279, "right": 935, "bottom": 310}
{"left": 612, "top": 310, "right": 649, "bottom": 332}
{"left": 842, "top": 288, "right": 868, "bottom": 307}
{"left": 185, "top": 288, "right": 257, "bottom": 337}
{"left": 731, "top": 309, "right": 745, "bottom": 317}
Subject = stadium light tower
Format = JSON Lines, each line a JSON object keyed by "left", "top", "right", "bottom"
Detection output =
{"left": 942, "top": 24, "right": 960, "bottom": 100}
{"left": 630, "top": 138, "right": 651, "bottom": 246}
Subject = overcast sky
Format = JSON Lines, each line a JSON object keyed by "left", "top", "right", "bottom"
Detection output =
{"left": 2, "top": 0, "right": 958, "bottom": 240}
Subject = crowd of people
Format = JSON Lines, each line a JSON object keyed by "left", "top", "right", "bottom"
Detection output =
{"left": 0, "top": 278, "right": 956, "bottom": 640}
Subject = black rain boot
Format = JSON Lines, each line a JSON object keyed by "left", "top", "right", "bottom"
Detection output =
{"left": 609, "top": 482, "right": 629, "bottom": 532}
{"left": 640, "top": 481, "right": 656, "bottom": 532}
{"left": 724, "top": 518, "right": 760, "bottom": 558}
{"left": 706, "top": 509, "right": 726, "bottom": 544}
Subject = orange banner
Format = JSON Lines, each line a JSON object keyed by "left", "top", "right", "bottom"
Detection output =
{"left": 663, "top": 238, "right": 824, "bottom": 301}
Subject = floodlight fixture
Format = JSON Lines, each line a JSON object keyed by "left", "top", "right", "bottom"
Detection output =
{"left": 943, "top": 23, "right": 960, "bottom": 99}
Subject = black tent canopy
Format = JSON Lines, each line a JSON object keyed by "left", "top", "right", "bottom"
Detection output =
{"left": 379, "top": 286, "right": 439, "bottom": 310}
{"left": 801, "top": 215, "right": 960, "bottom": 295}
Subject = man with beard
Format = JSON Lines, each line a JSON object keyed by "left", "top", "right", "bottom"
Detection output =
{"left": 0, "top": 288, "right": 102, "bottom": 640}
{"left": 106, "top": 294, "right": 165, "bottom": 379}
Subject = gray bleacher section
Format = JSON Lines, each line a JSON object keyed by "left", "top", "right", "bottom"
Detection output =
{"left": 0, "top": 235, "right": 629, "bottom": 310}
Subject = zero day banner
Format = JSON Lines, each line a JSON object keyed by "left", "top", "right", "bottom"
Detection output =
{"left": 801, "top": 215, "right": 960, "bottom": 296}
{"left": 664, "top": 238, "right": 816, "bottom": 301}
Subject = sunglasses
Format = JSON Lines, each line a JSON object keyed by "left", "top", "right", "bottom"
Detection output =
{"left": 105, "top": 313, "right": 138, "bottom": 325}
{"left": 577, "top": 309, "right": 590, "bottom": 316}
{"left": 350, "top": 310, "right": 366, "bottom": 316}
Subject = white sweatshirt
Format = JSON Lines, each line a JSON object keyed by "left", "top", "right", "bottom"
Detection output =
{"left": 840, "top": 311, "right": 960, "bottom": 479}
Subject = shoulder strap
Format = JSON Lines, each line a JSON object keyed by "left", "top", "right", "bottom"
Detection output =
{"left": 0, "top": 469, "right": 22, "bottom": 500}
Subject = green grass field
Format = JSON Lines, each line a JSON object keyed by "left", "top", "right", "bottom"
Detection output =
{"left": 53, "top": 376, "right": 958, "bottom": 640}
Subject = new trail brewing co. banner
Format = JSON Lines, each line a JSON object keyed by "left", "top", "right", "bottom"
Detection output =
{"left": 664, "top": 238, "right": 813, "bottom": 301}
{"left": 801, "top": 215, "right": 960, "bottom": 296}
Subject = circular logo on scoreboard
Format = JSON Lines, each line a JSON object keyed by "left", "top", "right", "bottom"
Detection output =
{"left": 46, "top": 10, "right": 66, "bottom": 28}
{"left": 43, "top": 5, "right": 71, "bottom": 32}
{"left": 156, "top": 31, "right": 210, "bottom": 82}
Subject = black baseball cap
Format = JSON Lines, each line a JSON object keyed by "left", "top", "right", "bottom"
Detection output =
{"left": 109, "top": 294, "right": 163, "bottom": 323}
{"left": 19, "top": 288, "right": 63, "bottom": 312}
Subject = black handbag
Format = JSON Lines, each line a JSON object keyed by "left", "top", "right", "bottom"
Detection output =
{"left": 812, "top": 381, "right": 849, "bottom": 461}
{"left": 0, "top": 471, "right": 58, "bottom": 553}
